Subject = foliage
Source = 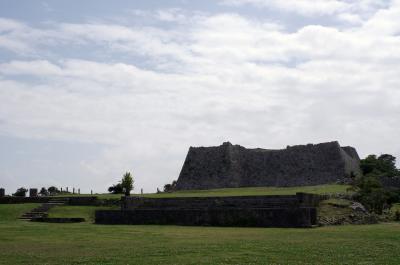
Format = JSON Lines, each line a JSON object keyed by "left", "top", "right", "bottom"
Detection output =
{"left": 360, "top": 154, "right": 399, "bottom": 178}
{"left": 395, "top": 210, "right": 400, "bottom": 221}
{"left": 353, "top": 175, "right": 389, "bottom": 214}
{"left": 121, "top": 172, "right": 134, "bottom": 196}
{"left": 353, "top": 154, "right": 400, "bottom": 214}
{"left": 108, "top": 183, "right": 123, "bottom": 194}
{"left": 164, "top": 180, "right": 177, "bottom": 192}
{"left": 48, "top": 186, "right": 60, "bottom": 195}
{"left": 12, "top": 187, "right": 27, "bottom": 197}
{"left": 39, "top": 187, "right": 49, "bottom": 196}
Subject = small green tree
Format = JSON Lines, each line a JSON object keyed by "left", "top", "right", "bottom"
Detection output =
{"left": 121, "top": 172, "right": 134, "bottom": 196}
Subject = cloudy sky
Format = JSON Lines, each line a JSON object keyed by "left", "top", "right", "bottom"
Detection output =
{"left": 0, "top": 0, "right": 399, "bottom": 194}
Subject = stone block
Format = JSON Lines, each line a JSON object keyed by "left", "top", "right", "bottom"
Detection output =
{"left": 29, "top": 188, "right": 38, "bottom": 197}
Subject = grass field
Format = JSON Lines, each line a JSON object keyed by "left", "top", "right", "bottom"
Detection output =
{"left": 48, "top": 205, "right": 119, "bottom": 223}
{"left": 59, "top": 184, "right": 351, "bottom": 199}
{"left": 0, "top": 204, "right": 400, "bottom": 264}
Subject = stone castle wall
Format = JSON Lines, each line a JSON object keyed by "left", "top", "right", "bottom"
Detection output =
{"left": 95, "top": 193, "right": 321, "bottom": 228}
{"left": 176, "top": 141, "right": 361, "bottom": 190}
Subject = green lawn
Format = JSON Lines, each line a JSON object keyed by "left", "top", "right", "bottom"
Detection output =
{"left": 0, "top": 203, "right": 39, "bottom": 222}
{"left": 61, "top": 184, "right": 351, "bottom": 199}
{"left": 0, "top": 204, "right": 400, "bottom": 264}
{"left": 48, "top": 205, "right": 118, "bottom": 223}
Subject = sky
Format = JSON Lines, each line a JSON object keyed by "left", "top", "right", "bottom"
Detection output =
{"left": 0, "top": 0, "right": 399, "bottom": 195}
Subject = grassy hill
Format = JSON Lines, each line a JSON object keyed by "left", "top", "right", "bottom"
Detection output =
{"left": 61, "top": 184, "right": 351, "bottom": 199}
{"left": 0, "top": 203, "right": 39, "bottom": 222}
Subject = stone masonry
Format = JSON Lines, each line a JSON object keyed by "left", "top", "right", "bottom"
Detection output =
{"left": 176, "top": 141, "right": 361, "bottom": 190}
{"left": 29, "top": 188, "right": 38, "bottom": 197}
{"left": 95, "top": 193, "right": 321, "bottom": 228}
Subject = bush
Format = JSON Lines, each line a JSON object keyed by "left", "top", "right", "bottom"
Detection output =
{"left": 108, "top": 183, "right": 123, "bottom": 194}
{"left": 39, "top": 187, "right": 49, "bottom": 196}
{"left": 13, "top": 187, "right": 28, "bottom": 197}
{"left": 164, "top": 180, "right": 177, "bottom": 192}
{"left": 395, "top": 211, "right": 400, "bottom": 221}
{"left": 353, "top": 175, "right": 389, "bottom": 214}
{"left": 48, "top": 186, "right": 60, "bottom": 195}
{"left": 353, "top": 154, "right": 400, "bottom": 214}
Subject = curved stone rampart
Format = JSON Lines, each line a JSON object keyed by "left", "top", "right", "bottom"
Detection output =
{"left": 176, "top": 141, "right": 361, "bottom": 190}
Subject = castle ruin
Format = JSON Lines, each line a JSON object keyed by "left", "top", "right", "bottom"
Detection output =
{"left": 176, "top": 141, "right": 361, "bottom": 190}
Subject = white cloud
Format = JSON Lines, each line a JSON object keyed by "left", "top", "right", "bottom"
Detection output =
{"left": 1, "top": 2, "right": 400, "bottom": 192}
{"left": 220, "top": 0, "right": 389, "bottom": 20}
{"left": 222, "top": 0, "right": 350, "bottom": 15}
{"left": 221, "top": 0, "right": 349, "bottom": 15}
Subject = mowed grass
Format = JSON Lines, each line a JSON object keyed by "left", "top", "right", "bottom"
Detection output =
{"left": 63, "top": 184, "right": 351, "bottom": 199}
{"left": 48, "top": 205, "right": 118, "bottom": 223}
{"left": 0, "top": 203, "right": 39, "bottom": 222}
{"left": 0, "top": 204, "right": 400, "bottom": 264}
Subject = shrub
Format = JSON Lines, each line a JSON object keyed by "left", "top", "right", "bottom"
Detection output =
{"left": 13, "top": 187, "right": 28, "bottom": 197}
{"left": 395, "top": 211, "right": 400, "bottom": 221}
{"left": 108, "top": 183, "right": 123, "bottom": 194}
{"left": 163, "top": 180, "right": 177, "bottom": 192}
{"left": 48, "top": 186, "right": 60, "bottom": 195}
{"left": 39, "top": 187, "right": 49, "bottom": 196}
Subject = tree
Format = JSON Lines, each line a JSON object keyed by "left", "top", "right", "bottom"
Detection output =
{"left": 13, "top": 187, "right": 27, "bottom": 197}
{"left": 164, "top": 180, "right": 177, "bottom": 192}
{"left": 121, "top": 172, "right": 134, "bottom": 196}
{"left": 360, "top": 154, "right": 399, "bottom": 178}
{"left": 108, "top": 183, "right": 123, "bottom": 194}
{"left": 353, "top": 154, "right": 400, "bottom": 214}
{"left": 39, "top": 187, "right": 49, "bottom": 196}
{"left": 48, "top": 186, "right": 60, "bottom": 195}
{"left": 353, "top": 175, "right": 388, "bottom": 214}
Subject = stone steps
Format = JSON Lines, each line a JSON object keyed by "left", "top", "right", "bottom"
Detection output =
{"left": 19, "top": 199, "right": 67, "bottom": 221}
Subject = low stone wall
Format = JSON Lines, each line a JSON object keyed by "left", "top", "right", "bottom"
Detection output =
{"left": 96, "top": 207, "right": 317, "bottom": 228}
{"left": 31, "top": 217, "right": 85, "bottom": 223}
{"left": 0, "top": 197, "right": 49, "bottom": 204}
{"left": 68, "top": 197, "right": 98, "bottom": 206}
{"left": 0, "top": 196, "right": 100, "bottom": 205}
{"left": 123, "top": 195, "right": 301, "bottom": 210}
{"left": 296, "top": 192, "right": 327, "bottom": 207}
{"left": 97, "top": 193, "right": 321, "bottom": 228}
